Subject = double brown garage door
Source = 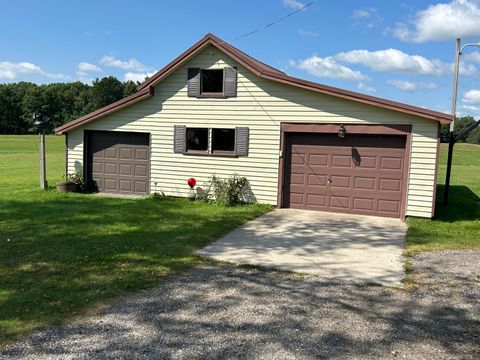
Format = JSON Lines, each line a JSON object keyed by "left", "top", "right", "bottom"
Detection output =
{"left": 284, "top": 133, "right": 407, "bottom": 218}
{"left": 86, "top": 131, "right": 150, "bottom": 195}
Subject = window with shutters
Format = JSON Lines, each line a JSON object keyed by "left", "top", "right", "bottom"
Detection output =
{"left": 201, "top": 69, "right": 223, "bottom": 95}
{"left": 176, "top": 126, "right": 248, "bottom": 157}
{"left": 187, "top": 67, "right": 237, "bottom": 98}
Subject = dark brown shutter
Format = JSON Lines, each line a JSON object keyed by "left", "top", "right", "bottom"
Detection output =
{"left": 224, "top": 67, "right": 237, "bottom": 97}
{"left": 173, "top": 125, "right": 186, "bottom": 153}
{"left": 187, "top": 68, "right": 200, "bottom": 97}
{"left": 234, "top": 127, "right": 249, "bottom": 156}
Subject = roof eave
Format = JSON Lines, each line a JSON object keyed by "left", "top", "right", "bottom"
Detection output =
{"left": 57, "top": 33, "right": 452, "bottom": 135}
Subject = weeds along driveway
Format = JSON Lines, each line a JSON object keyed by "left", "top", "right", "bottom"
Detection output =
{"left": 1, "top": 250, "right": 478, "bottom": 360}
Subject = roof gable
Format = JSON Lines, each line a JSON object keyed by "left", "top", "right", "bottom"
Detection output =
{"left": 55, "top": 33, "right": 451, "bottom": 134}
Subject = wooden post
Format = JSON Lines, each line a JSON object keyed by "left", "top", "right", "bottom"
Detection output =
{"left": 40, "top": 131, "right": 47, "bottom": 190}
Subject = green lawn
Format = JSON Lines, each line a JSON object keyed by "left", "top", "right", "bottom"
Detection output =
{"left": 0, "top": 136, "right": 478, "bottom": 345}
{"left": 406, "top": 143, "right": 480, "bottom": 254}
{"left": 0, "top": 135, "right": 271, "bottom": 345}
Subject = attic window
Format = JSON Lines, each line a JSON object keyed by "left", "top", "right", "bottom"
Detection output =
{"left": 201, "top": 69, "right": 224, "bottom": 95}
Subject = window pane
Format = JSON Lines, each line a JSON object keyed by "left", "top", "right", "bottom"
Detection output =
{"left": 201, "top": 69, "right": 223, "bottom": 93}
{"left": 186, "top": 128, "right": 208, "bottom": 151}
{"left": 212, "top": 128, "right": 235, "bottom": 152}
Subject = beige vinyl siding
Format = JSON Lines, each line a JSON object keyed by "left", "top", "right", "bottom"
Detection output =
{"left": 67, "top": 45, "right": 439, "bottom": 218}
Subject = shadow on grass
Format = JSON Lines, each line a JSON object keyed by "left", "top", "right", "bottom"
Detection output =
{"left": 406, "top": 185, "right": 480, "bottom": 253}
{"left": 434, "top": 185, "right": 480, "bottom": 222}
{"left": 0, "top": 194, "right": 270, "bottom": 344}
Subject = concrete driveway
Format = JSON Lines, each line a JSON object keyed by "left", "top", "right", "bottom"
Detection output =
{"left": 196, "top": 209, "right": 407, "bottom": 286}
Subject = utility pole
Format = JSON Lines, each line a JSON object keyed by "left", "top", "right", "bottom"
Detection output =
{"left": 443, "top": 38, "right": 460, "bottom": 205}
{"left": 443, "top": 38, "right": 480, "bottom": 205}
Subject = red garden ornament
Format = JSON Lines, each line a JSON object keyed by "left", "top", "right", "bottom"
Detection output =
{"left": 187, "top": 177, "right": 196, "bottom": 189}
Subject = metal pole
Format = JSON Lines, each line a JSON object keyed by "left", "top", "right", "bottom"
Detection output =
{"left": 443, "top": 38, "right": 461, "bottom": 205}
{"left": 40, "top": 131, "right": 47, "bottom": 190}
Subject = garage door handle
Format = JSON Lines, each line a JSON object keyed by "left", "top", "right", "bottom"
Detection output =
{"left": 327, "top": 176, "right": 332, "bottom": 184}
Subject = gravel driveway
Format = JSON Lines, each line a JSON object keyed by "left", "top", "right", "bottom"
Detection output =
{"left": 1, "top": 250, "right": 479, "bottom": 359}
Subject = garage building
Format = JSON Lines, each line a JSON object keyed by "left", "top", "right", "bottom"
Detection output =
{"left": 55, "top": 33, "right": 452, "bottom": 219}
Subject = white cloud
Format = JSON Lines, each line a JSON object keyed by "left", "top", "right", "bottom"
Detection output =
{"left": 462, "top": 104, "right": 480, "bottom": 111}
{"left": 387, "top": 79, "right": 437, "bottom": 91}
{"left": 463, "top": 89, "right": 480, "bottom": 104}
{"left": 351, "top": 7, "right": 381, "bottom": 28}
{"left": 282, "top": 0, "right": 305, "bottom": 10}
{"left": 459, "top": 103, "right": 480, "bottom": 116}
{"left": 288, "top": 56, "right": 369, "bottom": 81}
{"left": 100, "top": 55, "right": 151, "bottom": 72}
{"left": 78, "top": 62, "right": 102, "bottom": 72}
{"left": 392, "top": 0, "right": 480, "bottom": 42}
{"left": 352, "top": 9, "right": 371, "bottom": 19}
{"left": 336, "top": 48, "right": 477, "bottom": 76}
{"left": 464, "top": 51, "right": 480, "bottom": 63}
{"left": 298, "top": 29, "right": 319, "bottom": 37}
{"left": 0, "top": 61, "right": 66, "bottom": 80}
{"left": 357, "top": 82, "right": 376, "bottom": 92}
{"left": 124, "top": 70, "right": 157, "bottom": 83}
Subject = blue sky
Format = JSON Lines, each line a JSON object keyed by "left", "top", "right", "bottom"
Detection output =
{"left": 1, "top": 0, "right": 480, "bottom": 117}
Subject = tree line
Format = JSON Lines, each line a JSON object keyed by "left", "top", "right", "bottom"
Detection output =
{"left": 440, "top": 116, "right": 480, "bottom": 144}
{"left": 0, "top": 77, "right": 479, "bottom": 144}
{"left": 0, "top": 76, "right": 137, "bottom": 134}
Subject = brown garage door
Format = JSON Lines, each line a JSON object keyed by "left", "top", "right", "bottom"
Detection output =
{"left": 284, "top": 133, "right": 406, "bottom": 218}
{"left": 86, "top": 131, "right": 150, "bottom": 195}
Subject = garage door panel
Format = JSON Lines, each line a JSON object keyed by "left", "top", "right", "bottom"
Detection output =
{"left": 134, "top": 181, "right": 148, "bottom": 193}
{"left": 92, "top": 162, "right": 102, "bottom": 174}
{"left": 354, "top": 177, "right": 376, "bottom": 190}
{"left": 378, "top": 199, "right": 400, "bottom": 213}
{"left": 119, "top": 148, "right": 133, "bottom": 160}
{"left": 290, "top": 173, "right": 305, "bottom": 185}
{"left": 309, "top": 154, "right": 328, "bottom": 166}
{"left": 331, "top": 155, "right": 351, "bottom": 167}
{"left": 87, "top": 131, "right": 150, "bottom": 195}
{"left": 119, "top": 163, "right": 133, "bottom": 176}
{"left": 353, "top": 197, "right": 375, "bottom": 211}
{"left": 134, "top": 164, "right": 148, "bottom": 177}
{"left": 307, "top": 174, "right": 326, "bottom": 186}
{"left": 356, "top": 156, "right": 377, "bottom": 169}
{"left": 379, "top": 178, "right": 401, "bottom": 192}
{"left": 380, "top": 157, "right": 403, "bottom": 170}
{"left": 119, "top": 179, "right": 133, "bottom": 192}
{"left": 104, "top": 163, "right": 117, "bottom": 175}
{"left": 104, "top": 178, "right": 117, "bottom": 191}
{"left": 135, "top": 148, "right": 148, "bottom": 160}
{"left": 289, "top": 193, "right": 304, "bottom": 206}
{"left": 331, "top": 175, "right": 350, "bottom": 188}
{"left": 285, "top": 133, "right": 406, "bottom": 218}
{"left": 104, "top": 147, "right": 117, "bottom": 159}
{"left": 291, "top": 153, "right": 306, "bottom": 164}
{"left": 307, "top": 194, "right": 326, "bottom": 207}
{"left": 329, "top": 195, "right": 350, "bottom": 209}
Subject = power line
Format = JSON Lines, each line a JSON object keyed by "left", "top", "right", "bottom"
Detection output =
{"left": 234, "top": 1, "right": 317, "bottom": 42}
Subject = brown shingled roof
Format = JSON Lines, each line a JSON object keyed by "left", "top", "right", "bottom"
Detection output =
{"left": 55, "top": 33, "right": 452, "bottom": 134}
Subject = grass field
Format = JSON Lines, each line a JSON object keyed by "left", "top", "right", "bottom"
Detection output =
{"left": 0, "top": 135, "right": 271, "bottom": 345}
{"left": 406, "top": 143, "right": 480, "bottom": 254}
{"left": 0, "top": 135, "right": 478, "bottom": 345}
